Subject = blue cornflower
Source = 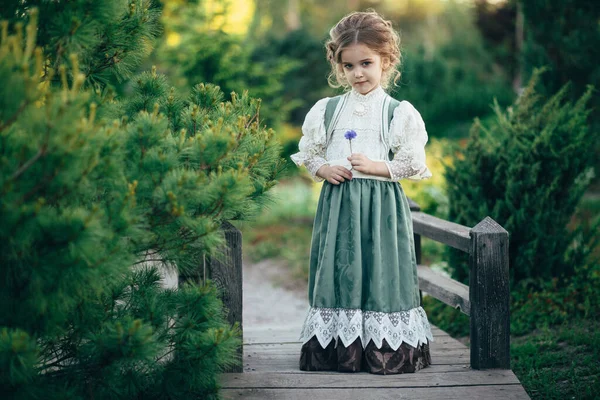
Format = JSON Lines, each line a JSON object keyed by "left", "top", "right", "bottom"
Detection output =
{"left": 344, "top": 130, "right": 357, "bottom": 157}
{"left": 344, "top": 130, "right": 357, "bottom": 140}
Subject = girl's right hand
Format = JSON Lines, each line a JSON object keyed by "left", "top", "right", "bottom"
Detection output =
{"left": 317, "top": 165, "right": 353, "bottom": 185}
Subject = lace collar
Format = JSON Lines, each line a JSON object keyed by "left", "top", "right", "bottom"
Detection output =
{"left": 350, "top": 85, "right": 385, "bottom": 103}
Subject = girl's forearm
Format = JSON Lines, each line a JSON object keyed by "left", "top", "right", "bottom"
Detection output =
{"left": 368, "top": 161, "right": 392, "bottom": 178}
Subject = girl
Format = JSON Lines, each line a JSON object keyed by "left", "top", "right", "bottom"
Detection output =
{"left": 291, "top": 10, "right": 434, "bottom": 375}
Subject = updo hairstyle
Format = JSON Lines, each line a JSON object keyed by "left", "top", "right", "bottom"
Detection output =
{"left": 325, "top": 10, "right": 402, "bottom": 90}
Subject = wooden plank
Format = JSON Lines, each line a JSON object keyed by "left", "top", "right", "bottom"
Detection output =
{"left": 221, "top": 385, "right": 530, "bottom": 400}
{"left": 243, "top": 341, "right": 468, "bottom": 353}
{"left": 242, "top": 354, "right": 471, "bottom": 373}
{"left": 221, "top": 369, "right": 521, "bottom": 388}
{"left": 417, "top": 265, "right": 470, "bottom": 315}
{"left": 242, "top": 363, "right": 474, "bottom": 374}
{"left": 243, "top": 325, "right": 451, "bottom": 345}
{"left": 243, "top": 343, "right": 467, "bottom": 355}
{"left": 243, "top": 351, "right": 469, "bottom": 365}
{"left": 235, "top": 363, "right": 474, "bottom": 375}
{"left": 411, "top": 211, "right": 471, "bottom": 252}
{"left": 469, "top": 217, "right": 510, "bottom": 370}
{"left": 244, "top": 338, "right": 467, "bottom": 352}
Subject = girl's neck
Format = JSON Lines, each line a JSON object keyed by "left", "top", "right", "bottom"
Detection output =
{"left": 350, "top": 85, "right": 384, "bottom": 101}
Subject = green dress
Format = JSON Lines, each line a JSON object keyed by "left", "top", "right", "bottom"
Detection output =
{"left": 290, "top": 86, "right": 434, "bottom": 374}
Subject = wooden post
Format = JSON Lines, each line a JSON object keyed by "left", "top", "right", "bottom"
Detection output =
{"left": 407, "top": 197, "right": 423, "bottom": 304}
{"left": 178, "top": 221, "right": 243, "bottom": 373}
{"left": 206, "top": 221, "right": 243, "bottom": 372}
{"left": 469, "top": 217, "right": 510, "bottom": 369}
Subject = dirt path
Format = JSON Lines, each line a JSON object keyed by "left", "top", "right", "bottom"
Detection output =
{"left": 242, "top": 259, "right": 308, "bottom": 330}
{"left": 157, "top": 256, "right": 308, "bottom": 330}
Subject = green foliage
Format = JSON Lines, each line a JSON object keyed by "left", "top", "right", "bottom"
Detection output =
{"left": 520, "top": 0, "right": 600, "bottom": 109}
{"left": 445, "top": 69, "right": 598, "bottom": 286}
{"left": 1, "top": 6, "right": 282, "bottom": 398}
{"left": 153, "top": 1, "right": 295, "bottom": 127}
{"left": 421, "top": 296, "right": 470, "bottom": 338}
{"left": 111, "top": 69, "right": 285, "bottom": 272}
{"left": 520, "top": 0, "right": 600, "bottom": 188}
{"left": 0, "top": 0, "right": 162, "bottom": 89}
{"left": 511, "top": 261, "right": 600, "bottom": 336}
{"left": 393, "top": 1, "right": 514, "bottom": 138}
{"left": 251, "top": 27, "right": 336, "bottom": 126}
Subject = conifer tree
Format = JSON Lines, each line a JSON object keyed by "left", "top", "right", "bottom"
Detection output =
{"left": 445, "top": 70, "right": 598, "bottom": 286}
{"left": 1, "top": 4, "right": 283, "bottom": 399}
{"left": 0, "top": 0, "right": 162, "bottom": 89}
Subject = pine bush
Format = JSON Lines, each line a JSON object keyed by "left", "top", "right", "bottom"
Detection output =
{"left": 445, "top": 69, "right": 598, "bottom": 286}
{"left": 1, "top": 5, "right": 283, "bottom": 399}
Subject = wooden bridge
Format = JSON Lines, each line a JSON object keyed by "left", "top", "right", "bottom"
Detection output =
{"left": 197, "top": 200, "right": 531, "bottom": 399}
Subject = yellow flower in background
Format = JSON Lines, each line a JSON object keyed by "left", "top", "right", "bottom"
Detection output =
{"left": 205, "top": 0, "right": 255, "bottom": 35}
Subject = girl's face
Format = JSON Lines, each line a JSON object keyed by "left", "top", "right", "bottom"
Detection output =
{"left": 339, "top": 43, "right": 389, "bottom": 95}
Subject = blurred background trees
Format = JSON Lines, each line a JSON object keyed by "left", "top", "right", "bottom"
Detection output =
{"left": 1, "top": 0, "right": 599, "bottom": 398}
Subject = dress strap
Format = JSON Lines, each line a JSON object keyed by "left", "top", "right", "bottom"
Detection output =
{"left": 382, "top": 95, "right": 401, "bottom": 161}
{"left": 325, "top": 93, "right": 349, "bottom": 145}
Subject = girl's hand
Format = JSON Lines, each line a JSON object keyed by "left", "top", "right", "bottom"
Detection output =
{"left": 348, "top": 153, "right": 375, "bottom": 174}
{"left": 317, "top": 165, "right": 353, "bottom": 185}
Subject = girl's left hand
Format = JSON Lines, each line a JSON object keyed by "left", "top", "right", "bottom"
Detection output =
{"left": 348, "top": 153, "right": 374, "bottom": 174}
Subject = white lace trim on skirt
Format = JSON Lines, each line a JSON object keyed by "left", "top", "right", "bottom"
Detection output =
{"left": 299, "top": 306, "right": 434, "bottom": 351}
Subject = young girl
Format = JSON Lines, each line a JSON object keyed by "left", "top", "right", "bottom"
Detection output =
{"left": 291, "top": 10, "right": 434, "bottom": 375}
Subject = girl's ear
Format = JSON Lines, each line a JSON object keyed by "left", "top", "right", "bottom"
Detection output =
{"left": 382, "top": 57, "right": 391, "bottom": 71}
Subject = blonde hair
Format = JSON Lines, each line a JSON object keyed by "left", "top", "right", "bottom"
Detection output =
{"left": 325, "top": 10, "right": 402, "bottom": 90}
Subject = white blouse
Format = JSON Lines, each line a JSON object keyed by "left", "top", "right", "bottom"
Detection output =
{"left": 291, "top": 86, "right": 432, "bottom": 182}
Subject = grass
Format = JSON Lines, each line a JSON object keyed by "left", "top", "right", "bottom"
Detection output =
{"left": 511, "top": 319, "right": 600, "bottom": 400}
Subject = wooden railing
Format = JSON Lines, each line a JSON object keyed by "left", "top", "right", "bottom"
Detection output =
{"left": 408, "top": 199, "right": 510, "bottom": 370}
{"left": 199, "top": 201, "right": 510, "bottom": 372}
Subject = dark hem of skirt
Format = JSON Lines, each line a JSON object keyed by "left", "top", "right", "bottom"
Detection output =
{"left": 299, "top": 335, "right": 432, "bottom": 374}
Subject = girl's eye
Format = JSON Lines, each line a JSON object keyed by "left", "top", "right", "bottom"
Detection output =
{"left": 344, "top": 64, "right": 352, "bottom": 69}
{"left": 362, "top": 62, "right": 371, "bottom": 67}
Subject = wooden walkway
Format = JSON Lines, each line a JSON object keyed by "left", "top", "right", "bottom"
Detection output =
{"left": 220, "top": 324, "right": 530, "bottom": 400}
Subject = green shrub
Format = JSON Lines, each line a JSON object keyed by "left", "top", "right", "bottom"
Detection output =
{"left": 392, "top": 0, "right": 514, "bottom": 139}
{"left": 445, "top": 69, "right": 598, "bottom": 286}
{"left": 0, "top": 5, "right": 282, "bottom": 398}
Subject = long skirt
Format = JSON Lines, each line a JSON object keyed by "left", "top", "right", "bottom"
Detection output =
{"left": 299, "top": 178, "right": 434, "bottom": 374}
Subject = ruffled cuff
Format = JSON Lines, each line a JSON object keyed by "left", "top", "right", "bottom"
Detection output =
{"left": 291, "top": 97, "right": 330, "bottom": 182}
{"left": 385, "top": 149, "right": 432, "bottom": 181}
{"left": 290, "top": 153, "right": 328, "bottom": 182}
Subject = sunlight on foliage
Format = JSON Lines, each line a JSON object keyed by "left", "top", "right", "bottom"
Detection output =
{"left": 402, "top": 138, "right": 453, "bottom": 217}
{"left": 205, "top": 0, "right": 255, "bottom": 34}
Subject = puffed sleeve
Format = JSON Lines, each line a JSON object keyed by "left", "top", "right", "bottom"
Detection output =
{"left": 290, "top": 98, "right": 330, "bottom": 182}
{"left": 385, "top": 101, "right": 432, "bottom": 181}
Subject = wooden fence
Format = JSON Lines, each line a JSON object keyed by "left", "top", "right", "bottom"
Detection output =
{"left": 407, "top": 199, "right": 510, "bottom": 370}
{"left": 197, "top": 199, "right": 510, "bottom": 372}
